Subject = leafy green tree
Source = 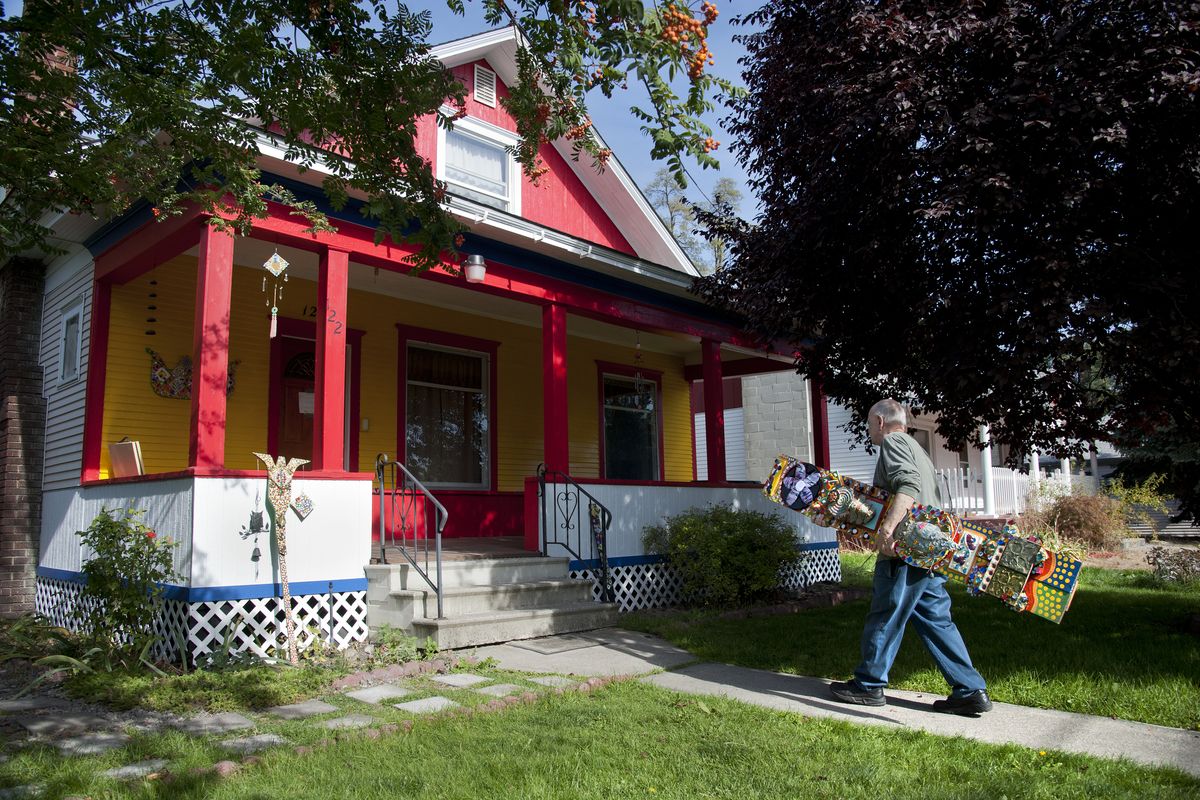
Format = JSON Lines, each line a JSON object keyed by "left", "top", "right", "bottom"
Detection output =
{"left": 698, "top": 175, "right": 740, "bottom": 273}
{"left": 0, "top": 0, "right": 738, "bottom": 267}
{"left": 645, "top": 166, "right": 702, "bottom": 265}
{"left": 695, "top": 0, "right": 1200, "bottom": 518}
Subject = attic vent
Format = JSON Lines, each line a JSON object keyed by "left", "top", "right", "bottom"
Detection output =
{"left": 474, "top": 64, "right": 497, "bottom": 108}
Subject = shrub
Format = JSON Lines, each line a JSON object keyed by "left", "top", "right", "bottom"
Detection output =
{"left": 75, "top": 508, "right": 178, "bottom": 668}
{"left": 1146, "top": 546, "right": 1200, "bottom": 587}
{"left": 1019, "top": 474, "right": 1172, "bottom": 554}
{"left": 643, "top": 505, "right": 798, "bottom": 607}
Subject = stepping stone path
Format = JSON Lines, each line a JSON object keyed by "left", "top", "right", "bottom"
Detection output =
{"left": 219, "top": 734, "right": 288, "bottom": 755}
{"left": 528, "top": 675, "right": 577, "bottom": 688}
{"left": 100, "top": 759, "right": 169, "bottom": 780}
{"left": 267, "top": 699, "right": 339, "bottom": 720}
{"left": 56, "top": 732, "right": 130, "bottom": 756}
{"left": 345, "top": 683, "right": 411, "bottom": 704}
{"left": 0, "top": 784, "right": 42, "bottom": 799}
{"left": 475, "top": 683, "right": 524, "bottom": 697}
{"left": 18, "top": 713, "right": 109, "bottom": 737}
{"left": 322, "top": 714, "right": 377, "bottom": 730}
{"left": 175, "top": 712, "right": 255, "bottom": 735}
{"left": 429, "top": 673, "right": 491, "bottom": 688}
{"left": 394, "top": 697, "right": 461, "bottom": 714}
{"left": 0, "top": 699, "right": 52, "bottom": 713}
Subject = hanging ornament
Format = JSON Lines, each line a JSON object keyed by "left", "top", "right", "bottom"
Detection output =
{"left": 262, "top": 250, "right": 290, "bottom": 338}
{"left": 633, "top": 330, "right": 653, "bottom": 409}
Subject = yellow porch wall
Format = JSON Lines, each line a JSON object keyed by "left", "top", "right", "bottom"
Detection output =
{"left": 101, "top": 257, "right": 694, "bottom": 487}
{"left": 566, "top": 338, "right": 693, "bottom": 482}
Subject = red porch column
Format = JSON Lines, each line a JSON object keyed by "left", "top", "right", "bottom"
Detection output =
{"left": 701, "top": 338, "right": 726, "bottom": 483}
{"left": 80, "top": 280, "right": 112, "bottom": 482}
{"left": 313, "top": 247, "right": 349, "bottom": 470}
{"left": 810, "top": 378, "right": 831, "bottom": 469}
{"left": 542, "top": 303, "right": 569, "bottom": 473}
{"left": 188, "top": 224, "right": 235, "bottom": 469}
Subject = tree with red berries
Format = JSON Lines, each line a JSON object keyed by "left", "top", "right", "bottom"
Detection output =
{"left": 1, "top": 0, "right": 737, "bottom": 267}
{"left": 695, "top": 0, "right": 1200, "bottom": 518}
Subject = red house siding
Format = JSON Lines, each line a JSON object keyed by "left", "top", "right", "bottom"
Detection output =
{"left": 412, "top": 60, "right": 635, "bottom": 255}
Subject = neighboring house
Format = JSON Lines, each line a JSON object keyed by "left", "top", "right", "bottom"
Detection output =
{"left": 10, "top": 28, "right": 839, "bottom": 652}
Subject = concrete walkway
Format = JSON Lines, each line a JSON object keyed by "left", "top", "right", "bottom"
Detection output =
{"left": 474, "top": 628, "right": 1200, "bottom": 778}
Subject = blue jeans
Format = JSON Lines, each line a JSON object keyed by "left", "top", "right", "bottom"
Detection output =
{"left": 853, "top": 558, "right": 986, "bottom": 698}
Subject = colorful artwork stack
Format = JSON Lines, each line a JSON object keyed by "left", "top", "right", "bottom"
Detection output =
{"left": 763, "top": 455, "right": 1081, "bottom": 623}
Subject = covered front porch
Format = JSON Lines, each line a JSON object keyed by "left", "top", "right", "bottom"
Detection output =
{"left": 36, "top": 202, "right": 839, "bottom": 655}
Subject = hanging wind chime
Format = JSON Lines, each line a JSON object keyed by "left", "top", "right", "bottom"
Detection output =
{"left": 633, "top": 330, "right": 654, "bottom": 411}
{"left": 262, "top": 250, "right": 289, "bottom": 338}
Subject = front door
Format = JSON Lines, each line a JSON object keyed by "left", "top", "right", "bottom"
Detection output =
{"left": 279, "top": 341, "right": 315, "bottom": 466}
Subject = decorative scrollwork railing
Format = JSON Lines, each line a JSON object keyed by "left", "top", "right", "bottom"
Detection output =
{"left": 374, "top": 454, "right": 447, "bottom": 619}
{"left": 536, "top": 464, "right": 614, "bottom": 602}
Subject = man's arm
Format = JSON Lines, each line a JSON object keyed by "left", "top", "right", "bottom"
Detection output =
{"left": 876, "top": 492, "right": 915, "bottom": 557}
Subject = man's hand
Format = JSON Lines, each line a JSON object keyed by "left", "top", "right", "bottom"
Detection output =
{"left": 876, "top": 492, "right": 916, "bottom": 558}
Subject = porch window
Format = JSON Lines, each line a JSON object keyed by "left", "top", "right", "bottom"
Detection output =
{"left": 601, "top": 373, "right": 661, "bottom": 481}
{"left": 59, "top": 301, "right": 83, "bottom": 384}
{"left": 444, "top": 128, "right": 510, "bottom": 211}
{"left": 405, "top": 344, "right": 490, "bottom": 488}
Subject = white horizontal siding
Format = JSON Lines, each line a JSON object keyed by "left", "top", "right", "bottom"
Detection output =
{"left": 39, "top": 257, "right": 93, "bottom": 491}
{"left": 827, "top": 402, "right": 877, "bottom": 482}
{"left": 540, "top": 481, "right": 834, "bottom": 560}
{"left": 693, "top": 408, "right": 748, "bottom": 481}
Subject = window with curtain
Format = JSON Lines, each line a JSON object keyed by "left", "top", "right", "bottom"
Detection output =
{"left": 444, "top": 128, "right": 510, "bottom": 210}
{"left": 602, "top": 374, "right": 660, "bottom": 480}
{"left": 406, "top": 344, "right": 489, "bottom": 488}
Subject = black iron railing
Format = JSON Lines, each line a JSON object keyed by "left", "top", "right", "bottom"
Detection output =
{"left": 374, "top": 454, "right": 447, "bottom": 619}
{"left": 537, "top": 464, "right": 614, "bottom": 602}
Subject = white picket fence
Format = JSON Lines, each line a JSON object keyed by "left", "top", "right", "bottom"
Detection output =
{"left": 934, "top": 467, "right": 1069, "bottom": 517}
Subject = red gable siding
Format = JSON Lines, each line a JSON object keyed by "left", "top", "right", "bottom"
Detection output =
{"left": 412, "top": 60, "right": 635, "bottom": 256}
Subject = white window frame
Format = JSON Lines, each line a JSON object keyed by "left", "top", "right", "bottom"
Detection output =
{"left": 404, "top": 342, "right": 491, "bottom": 490}
{"left": 436, "top": 109, "right": 522, "bottom": 215}
{"left": 58, "top": 299, "right": 84, "bottom": 386}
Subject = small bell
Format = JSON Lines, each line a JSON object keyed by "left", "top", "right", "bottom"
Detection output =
{"left": 251, "top": 546, "right": 261, "bottom": 562}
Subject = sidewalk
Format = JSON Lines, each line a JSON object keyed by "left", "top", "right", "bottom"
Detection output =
{"left": 474, "top": 628, "right": 1200, "bottom": 778}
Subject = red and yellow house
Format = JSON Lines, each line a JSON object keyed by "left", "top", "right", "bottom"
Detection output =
{"left": 34, "top": 28, "right": 836, "bottom": 655}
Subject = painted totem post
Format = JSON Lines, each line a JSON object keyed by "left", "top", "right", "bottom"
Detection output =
{"left": 254, "top": 452, "right": 310, "bottom": 664}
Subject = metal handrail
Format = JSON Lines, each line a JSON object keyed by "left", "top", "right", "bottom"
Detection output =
{"left": 374, "top": 454, "right": 447, "bottom": 619}
{"left": 537, "top": 464, "right": 615, "bottom": 603}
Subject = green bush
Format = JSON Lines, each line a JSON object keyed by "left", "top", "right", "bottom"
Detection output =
{"left": 643, "top": 505, "right": 798, "bottom": 607}
{"left": 75, "top": 508, "right": 178, "bottom": 668}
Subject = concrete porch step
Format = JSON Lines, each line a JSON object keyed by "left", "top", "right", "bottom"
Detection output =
{"left": 366, "top": 556, "right": 574, "bottom": 593}
{"left": 410, "top": 602, "right": 620, "bottom": 650}
{"left": 399, "top": 579, "right": 595, "bottom": 618}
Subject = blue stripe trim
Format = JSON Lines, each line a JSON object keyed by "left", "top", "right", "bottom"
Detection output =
{"left": 568, "top": 541, "right": 838, "bottom": 571}
{"left": 36, "top": 567, "right": 366, "bottom": 602}
{"left": 187, "top": 578, "right": 368, "bottom": 602}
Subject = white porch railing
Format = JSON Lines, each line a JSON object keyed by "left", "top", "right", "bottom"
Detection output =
{"left": 935, "top": 467, "right": 1060, "bottom": 517}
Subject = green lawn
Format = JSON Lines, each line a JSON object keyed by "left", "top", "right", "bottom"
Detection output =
{"left": 623, "top": 555, "right": 1200, "bottom": 729}
{"left": 3, "top": 681, "right": 1197, "bottom": 799}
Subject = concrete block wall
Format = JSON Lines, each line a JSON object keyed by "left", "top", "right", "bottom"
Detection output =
{"left": 741, "top": 372, "right": 812, "bottom": 483}
{"left": 0, "top": 258, "right": 47, "bottom": 616}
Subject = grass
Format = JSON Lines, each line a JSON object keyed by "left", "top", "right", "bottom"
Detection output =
{"left": 3, "top": 681, "right": 1197, "bottom": 799}
{"left": 64, "top": 662, "right": 338, "bottom": 713}
{"left": 623, "top": 554, "right": 1200, "bottom": 729}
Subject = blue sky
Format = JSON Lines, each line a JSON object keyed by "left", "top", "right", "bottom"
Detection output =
{"left": 424, "top": 3, "right": 755, "bottom": 213}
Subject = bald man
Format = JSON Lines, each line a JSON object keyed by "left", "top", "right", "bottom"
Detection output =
{"left": 829, "top": 399, "right": 991, "bottom": 715}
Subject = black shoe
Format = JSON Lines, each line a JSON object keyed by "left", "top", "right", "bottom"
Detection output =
{"left": 932, "top": 690, "right": 993, "bottom": 716}
{"left": 829, "top": 680, "right": 885, "bottom": 707}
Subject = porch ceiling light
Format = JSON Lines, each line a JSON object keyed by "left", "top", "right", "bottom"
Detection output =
{"left": 464, "top": 254, "right": 487, "bottom": 284}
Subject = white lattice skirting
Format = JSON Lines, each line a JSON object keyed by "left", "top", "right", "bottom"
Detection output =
{"left": 35, "top": 577, "right": 368, "bottom": 662}
{"left": 570, "top": 546, "right": 843, "bottom": 612}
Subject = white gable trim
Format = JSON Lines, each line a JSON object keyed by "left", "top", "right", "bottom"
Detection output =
{"left": 429, "top": 27, "right": 700, "bottom": 276}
